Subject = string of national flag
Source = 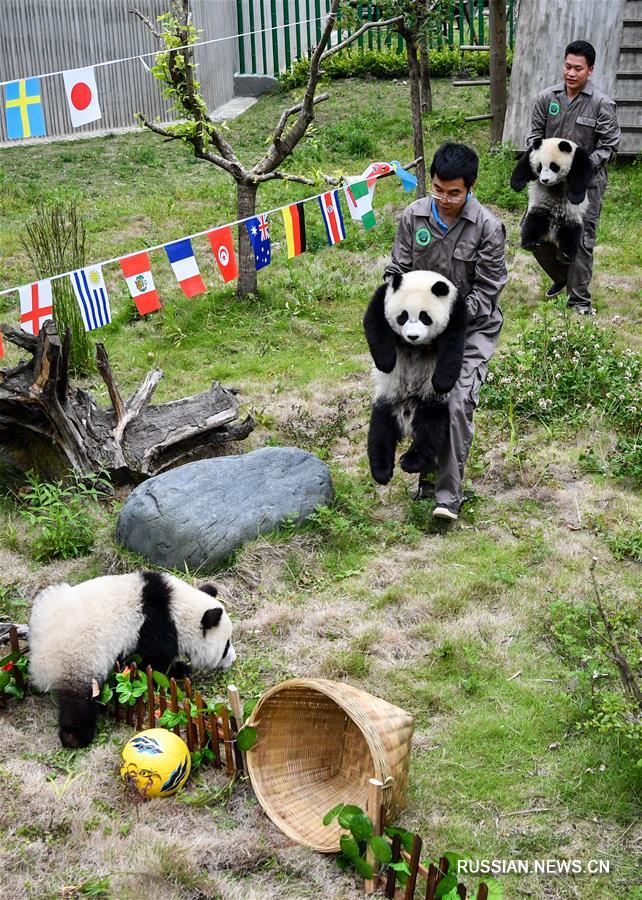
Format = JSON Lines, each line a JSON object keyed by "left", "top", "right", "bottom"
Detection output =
{"left": 1, "top": 14, "right": 327, "bottom": 140}
{"left": 0, "top": 161, "right": 417, "bottom": 357}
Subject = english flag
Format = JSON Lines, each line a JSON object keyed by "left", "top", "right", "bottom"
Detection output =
{"left": 63, "top": 67, "right": 102, "bottom": 127}
{"left": 164, "top": 238, "right": 206, "bottom": 298}
{"left": 70, "top": 265, "right": 111, "bottom": 331}
{"left": 207, "top": 227, "right": 238, "bottom": 283}
{"left": 318, "top": 190, "right": 346, "bottom": 246}
{"left": 18, "top": 279, "right": 53, "bottom": 335}
{"left": 119, "top": 252, "right": 161, "bottom": 315}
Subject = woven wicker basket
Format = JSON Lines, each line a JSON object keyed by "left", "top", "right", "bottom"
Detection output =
{"left": 245, "top": 678, "right": 414, "bottom": 852}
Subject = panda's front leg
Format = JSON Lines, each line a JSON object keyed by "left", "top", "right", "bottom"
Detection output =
{"left": 520, "top": 208, "right": 550, "bottom": 250}
{"left": 368, "top": 399, "right": 401, "bottom": 485}
{"left": 400, "top": 400, "right": 450, "bottom": 473}
{"left": 555, "top": 220, "right": 583, "bottom": 263}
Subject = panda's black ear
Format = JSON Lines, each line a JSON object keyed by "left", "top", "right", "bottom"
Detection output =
{"left": 202, "top": 608, "right": 223, "bottom": 634}
{"left": 558, "top": 140, "right": 573, "bottom": 154}
{"left": 566, "top": 145, "right": 593, "bottom": 204}
{"left": 431, "top": 280, "right": 451, "bottom": 297}
{"left": 531, "top": 137, "right": 542, "bottom": 150}
{"left": 390, "top": 271, "right": 403, "bottom": 292}
{"left": 198, "top": 582, "right": 218, "bottom": 598}
{"left": 510, "top": 150, "right": 536, "bottom": 191}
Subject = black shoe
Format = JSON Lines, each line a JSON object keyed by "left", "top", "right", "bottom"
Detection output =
{"left": 433, "top": 502, "right": 460, "bottom": 521}
{"left": 567, "top": 299, "right": 595, "bottom": 316}
{"left": 413, "top": 476, "right": 435, "bottom": 501}
{"left": 545, "top": 281, "right": 567, "bottom": 299}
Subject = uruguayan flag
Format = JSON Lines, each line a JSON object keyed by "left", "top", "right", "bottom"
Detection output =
{"left": 69, "top": 265, "right": 111, "bottom": 331}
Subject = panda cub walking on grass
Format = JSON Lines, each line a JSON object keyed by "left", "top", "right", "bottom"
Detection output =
{"left": 363, "top": 270, "right": 467, "bottom": 486}
{"left": 29, "top": 571, "right": 236, "bottom": 749}
{"left": 510, "top": 136, "right": 594, "bottom": 263}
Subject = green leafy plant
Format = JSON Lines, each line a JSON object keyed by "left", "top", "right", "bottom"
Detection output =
{"left": 0, "top": 648, "right": 28, "bottom": 700}
{"left": 18, "top": 471, "right": 106, "bottom": 562}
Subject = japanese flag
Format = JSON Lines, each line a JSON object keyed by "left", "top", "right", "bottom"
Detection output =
{"left": 63, "top": 66, "right": 102, "bottom": 127}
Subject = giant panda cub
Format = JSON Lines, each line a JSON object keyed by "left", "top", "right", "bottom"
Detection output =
{"left": 363, "top": 269, "right": 467, "bottom": 486}
{"left": 29, "top": 571, "right": 236, "bottom": 748}
{"left": 510, "top": 137, "right": 593, "bottom": 262}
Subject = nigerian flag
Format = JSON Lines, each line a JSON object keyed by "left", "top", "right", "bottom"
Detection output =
{"left": 344, "top": 178, "right": 376, "bottom": 230}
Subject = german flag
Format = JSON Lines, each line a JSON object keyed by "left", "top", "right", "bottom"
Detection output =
{"left": 282, "top": 202, "right": 307, "bottom": 259}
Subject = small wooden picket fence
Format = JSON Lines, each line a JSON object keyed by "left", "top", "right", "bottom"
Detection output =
{"left": 365, "top": 778, "right": 491, "bottom": 900}
{"left": 109, "top": 659, "right": 246, "bottom": 775}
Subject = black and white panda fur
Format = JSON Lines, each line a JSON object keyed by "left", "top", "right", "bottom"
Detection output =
{"left": 28, "top": 571, "right": 236, "bottom": 748}
{"left": 363, "top": 269, "right": 467, "bottom": 485}
{"left": 510, "top": 137, "right": 593, "bottom": 262}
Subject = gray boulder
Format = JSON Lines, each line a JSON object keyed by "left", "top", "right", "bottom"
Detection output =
{"left": 115, "top": 447, "right": 333, "bottom": 571}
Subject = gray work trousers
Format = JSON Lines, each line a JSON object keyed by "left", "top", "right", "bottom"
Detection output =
{"left": 434, "top": 306, "right": 503, "bottom": 508}
{"left": 532, "top": 170, "right": 607, "bottom": 306}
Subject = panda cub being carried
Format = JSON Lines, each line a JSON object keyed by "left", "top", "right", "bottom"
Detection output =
{"left": 29, "top": 571, "right": 236, "bottom": 748}
{"left": 363, "top": 269, "right": 467, "bottom": 486}
{"left": 510, "top": 136, "right": 594, "bottom": 263}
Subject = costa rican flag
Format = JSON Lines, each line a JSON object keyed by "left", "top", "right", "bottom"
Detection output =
{"left": 164, "top": 237, "right": 206, "bottom": 298}
{"left": 18, "top": 279, "right": 53, "bottom": 335}
{"left": 119, "top": 251, "right": 161, "bottom": 315}
{"left": 70, "top": 265, "right": 111, "bottom": 332}
{"left": 318, "top": 190, "right": 346, "bottom": 246}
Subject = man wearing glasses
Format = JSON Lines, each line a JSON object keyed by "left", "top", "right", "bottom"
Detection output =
{"left": 383, "top": 142, "right": 506, "bottom": 521}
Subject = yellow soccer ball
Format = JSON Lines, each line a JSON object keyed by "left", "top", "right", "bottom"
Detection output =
{"left": 120, "top": 728, "right": 191, "bottom": 798}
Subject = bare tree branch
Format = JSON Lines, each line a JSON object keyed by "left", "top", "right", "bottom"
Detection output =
{"left": 272, "top": 93, "right": 330, "bottom": 146}
{"left": 255, "top": 171, "right": 316, "bottom": 186}
{"left": 320, "top": 15, "right": 404, "bottom": 60}
{"left": 129, "top": 6, "right": 163, "bottom": 41}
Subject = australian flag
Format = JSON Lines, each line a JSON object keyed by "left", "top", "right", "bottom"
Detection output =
{"left": 245, "top": 214, "right": 271, "bottom": 270}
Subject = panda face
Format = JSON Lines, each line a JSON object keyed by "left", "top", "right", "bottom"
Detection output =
{"left": 530, "top": 137, "right": 576, "bottom": 186}
{"left": 385, "top": 270, "right": 457, "bottom": 345}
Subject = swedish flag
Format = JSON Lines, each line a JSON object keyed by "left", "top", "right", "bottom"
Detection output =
{"left": 5, "top": 77, "right": 46, "bottom": 139}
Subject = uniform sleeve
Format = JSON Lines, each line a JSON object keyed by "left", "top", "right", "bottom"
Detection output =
{"left": 590, "top": 98, "right": 620, "bottom": 170}
{"left": 383, "top": 207, "right": 414, "bottom": 280}
{"left": 465, "top": 224, "right": 507, "bottom": 320}
{"left": 526, "top": 92, "right": 548, "bottom": 147}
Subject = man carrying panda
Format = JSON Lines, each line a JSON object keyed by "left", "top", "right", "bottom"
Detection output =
{"left": 383, "top": 143, "right": 507, "bottom": 521}
{"left": 527, "top": 40, "right": 620, "bottom": 316}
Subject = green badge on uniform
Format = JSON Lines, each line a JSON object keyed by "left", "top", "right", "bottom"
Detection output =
{"left": 548, "top": 100, "right": 560, "bottom": 116}
{"left": 415, "top": 227, "right": 432, "bottom": 246}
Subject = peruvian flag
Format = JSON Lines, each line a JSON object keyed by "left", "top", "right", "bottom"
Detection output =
{"left": 119, "top": 252, "right": 161, "bottom": 315}
{"left": 63, "top": 67, "right": 102, "bottom": 127}
{"left": 18, "top": 279, "right": 53, "bottom": 335}
{"left": 164, "top": 238, "right": 206, "bottom": 298}
{"left": 318, "top": 190, "right": 346, "bottom": 246}
{"left": 207, "top": 226, "right": 238, "bottom": 283}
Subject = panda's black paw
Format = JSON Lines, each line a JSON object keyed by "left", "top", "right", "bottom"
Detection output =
{"left": 521, "top": 239, "right": 539, "bottom": 251}
{"left": 371, "top": 464, "right": 394, "bottom": 485}
{"left": 399, "top": 449, "right": 426, "bottom": 474}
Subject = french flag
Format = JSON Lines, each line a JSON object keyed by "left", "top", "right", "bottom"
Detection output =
{"left": 164, "top": 238, "right": 206, "bottom": 298}
{"left": 318, "top": 190, "right": 346, "bottom": 246}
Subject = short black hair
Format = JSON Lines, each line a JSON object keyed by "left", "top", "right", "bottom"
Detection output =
{"left": 430, "top": 143, "right": 479, "bottom": 189}
{"left": 565, "top": 40, "right": 596, "bottom": 67}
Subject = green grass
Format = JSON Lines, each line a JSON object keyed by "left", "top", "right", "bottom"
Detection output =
{"left": 1, "top": 77, "right": 641, "bottom": 899}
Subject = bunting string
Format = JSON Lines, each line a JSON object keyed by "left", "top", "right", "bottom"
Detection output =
{"left": 0, "top": 15, "right": 327, "bottom": 88}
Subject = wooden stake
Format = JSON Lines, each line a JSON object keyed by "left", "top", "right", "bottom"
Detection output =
{"left": 169, "top": 678, "right": 181, "bottom": 736}
{"left": 227, "top": 684, "right": 245, "bottom": 772}
{"left": 208, "top": 710, "right": 222, "bottom": 767}
{"left": 403, "top": 834, "right": 422, "bottom": 900}
{"left": 183, "top": 698, "right": 194, "bottom": 752}
{"left": 219, "top": 706, "right": 235, "bottom": 775}
{"left": 194, "top": 691, "right": 207, "bottom": 749}
{"left": 365, "top": 778, "right": 384, "bottom": 893}
{"left": 9, "top": 627, "right": 25, "bottom": 693}
{"left": 385, "top": 833, "right": 402, "bottom": 898}
{"left": 146, "top": 666, "right": 155, "bottom": 728}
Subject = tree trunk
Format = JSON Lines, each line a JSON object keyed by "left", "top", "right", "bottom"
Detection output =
{"left": 489, "top": 0, "right": 507, "bottom": 146}
{"left": 419, "top": 35, "right": 433, "bottom": 115}
{"left": 0, "top": 322, "right": 254, "bottom": 483}
{"left": 236, "top": 180, "right": 258, "bottom": 299}
{"left": 404, "top": 31, "right": 426, "bottom": 198}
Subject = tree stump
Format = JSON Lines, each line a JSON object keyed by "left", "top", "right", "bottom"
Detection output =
{"left": 0, "top": 321, "right": 254, "bottom": 482}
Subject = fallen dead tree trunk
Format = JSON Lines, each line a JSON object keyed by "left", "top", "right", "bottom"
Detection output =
{"left": 0, "top": 321, "right": 253, "bottom": 482}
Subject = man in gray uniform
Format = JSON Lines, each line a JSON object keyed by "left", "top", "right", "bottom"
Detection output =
{"left": 384, "top": 143, "right": 507, "bottom": 521}
{"left": 527, "top": 40, "right": 620, "bottom": 315}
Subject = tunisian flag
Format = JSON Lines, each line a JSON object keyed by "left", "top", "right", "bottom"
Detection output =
{"left": 63, "top": 67, "right": 102, "bottom": 127}
{"left": 207, "top": 227, "right": 238, "bottom": 283}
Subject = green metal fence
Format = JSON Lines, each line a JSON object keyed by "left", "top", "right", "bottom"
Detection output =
{"left": 237, "top": 1, "right": 516, "bottom": 76}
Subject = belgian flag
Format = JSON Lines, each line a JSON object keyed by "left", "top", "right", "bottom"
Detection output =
{"left": 282, "top": 201, "right": 307, "bottom": 259}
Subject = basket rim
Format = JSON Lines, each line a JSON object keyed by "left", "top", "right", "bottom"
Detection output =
{"left": 244, "top": 678, "right": 405, "bottom": 852}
